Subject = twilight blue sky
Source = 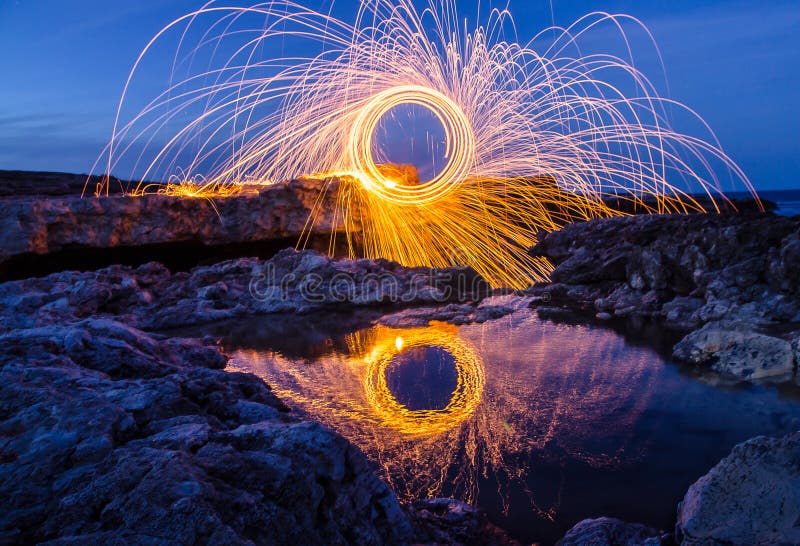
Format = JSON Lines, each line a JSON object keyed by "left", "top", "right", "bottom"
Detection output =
{"left": 0, "top": 0, "right": 798, "bottom": 189}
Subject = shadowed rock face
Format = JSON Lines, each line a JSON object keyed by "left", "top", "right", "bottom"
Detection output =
{"left": 530, "top": 212, "right": 800, "bottom": 323}
{"left": 555, "top": 517, "right": 670, "bottom": 546}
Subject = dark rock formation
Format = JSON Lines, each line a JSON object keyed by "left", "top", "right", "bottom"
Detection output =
{"left": 0, "top": 247, "right": 499, "bottom": 543}
{"left": 556, "top": 517, "right": 671, "bottom": 545}
{"left": 0, "top": 170, "right": 106, "bottom": 197}
{"left": 676, "top": 432, "right": 800, "bottom": 545}
{"left": 0, "top": 174, "right": 354, "bottom": 277}
{"left": 528, "top": 212, "right": 800, "bottom": 381}
{"left": 0, "top": 248, "right": 487, "bottom": 333}
{"left": 0, "top": 319, "right": 414, "bottom": 545}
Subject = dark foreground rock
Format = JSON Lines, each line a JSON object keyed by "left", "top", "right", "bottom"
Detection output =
{"left": 0, "top": 317, "right": 512, "bottom": 545}
{"left": 0, "top": 249, "right": 506, "bottom": 545}
{"left": 0, "top": 319, "right": 413, "bottom": 545}
{"left": 408, "top": 499, "right": 520, "bottom": 546}
{"left": 676, "top": 432, "right": 800, "bottom": 545}
{"left": 529, "top": 212, "right": 800, "bottom": 326}
{"left": 528, "top": 212, "right": 800, "bottom": 381}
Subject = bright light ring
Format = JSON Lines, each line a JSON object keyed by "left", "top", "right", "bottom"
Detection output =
{"left": 349, "top": 85, "right": 475, "bottom": 205}
{"left": 364, "top": 326, "right": 485, "bottom": 436}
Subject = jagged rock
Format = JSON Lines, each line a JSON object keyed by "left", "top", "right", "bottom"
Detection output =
{"left": 676, "top": 432, "right": 800, "bottom": 545}
{"left": 0, "top": 320, "right": 416, "bottom": 545}
{"left": 672, "top": 321, "right": 795, "bottom": 380}
{"left": 529, "top": 213, "right": 800, "bottom": 383}
{"left": 0, "top": 249, "right": 487, "bottom": 332}
{"left": 529, "top": 213, "right": 800, "bottom": 328}
{"left": 556, "top": 517, "right": 670, "bottom": 545}
{"left": 793, "top": 337, "right": 800, "bottom": 367}
{"left": 550, "top": 247, "right": 628, "bottom": 284}
{"left": 661, "top": 296, "right": 704, "bottom": 327}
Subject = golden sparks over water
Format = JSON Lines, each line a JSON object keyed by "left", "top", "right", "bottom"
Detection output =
{"left": 91, "top": 0, "right": 759, "bottom": 287}
{"left": 227, "top": 311, "right": 659, "bottom": 512}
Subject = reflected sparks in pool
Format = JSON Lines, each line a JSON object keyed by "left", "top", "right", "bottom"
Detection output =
{"left": 223, "top": 310, "right": 800, "bottom": 543}
{"left": 361, "top": 325, "right": 485, "bottom": 437}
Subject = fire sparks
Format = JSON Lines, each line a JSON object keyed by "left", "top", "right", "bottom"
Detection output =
{"left": 91, "top": 0, "right": 759, "bottom": 287}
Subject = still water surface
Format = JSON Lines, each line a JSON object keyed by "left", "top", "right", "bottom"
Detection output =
{"left": 220, "top": 308, "right": 800, "bottom": 544}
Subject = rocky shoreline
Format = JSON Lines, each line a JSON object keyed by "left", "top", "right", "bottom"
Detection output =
{"left": 1, "top": 173, "right": 799, "bottom": 545}
{"left": 528, "top": 211, "right": 800, "bottom": 382}
{"left": 0, "top": 249, "right": 507, "bottom": 545}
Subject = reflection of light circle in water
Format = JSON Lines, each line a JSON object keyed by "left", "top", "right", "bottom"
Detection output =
{"left": 385, "top": 346, "right": 458, "bottom": 410}
{"left": 364, "top": 327, "right": 485, "bottom": 436}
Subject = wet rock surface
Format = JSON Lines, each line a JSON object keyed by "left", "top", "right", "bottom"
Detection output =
{"left": 528, "top": 212, "right": 800, "bottom": 381}
{"left": 378, "top": 293, "right": 527, "bottom": 328}
{"left": 673, "top": 320, "right": 795, "bottom": 380}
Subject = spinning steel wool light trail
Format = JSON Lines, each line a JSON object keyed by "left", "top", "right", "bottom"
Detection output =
{"left": 90, "top": 0, "right": 759, "bottom": 287}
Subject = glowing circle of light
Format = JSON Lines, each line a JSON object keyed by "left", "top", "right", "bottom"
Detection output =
{"left": 93, "top": 1, "right": 762, "bottom": 289}
{"left": 363, "top": 326, "right": 485, "bottom": 437}
{"left": 349, "top": 85, "right": 475, "bottom": 205}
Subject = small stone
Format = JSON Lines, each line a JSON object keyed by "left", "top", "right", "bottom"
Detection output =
{"left": 556, "top": 517, "right": 669, "bottom": 545}
{"left": 673, "top": 321, "right": 795, "bottom": 380}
